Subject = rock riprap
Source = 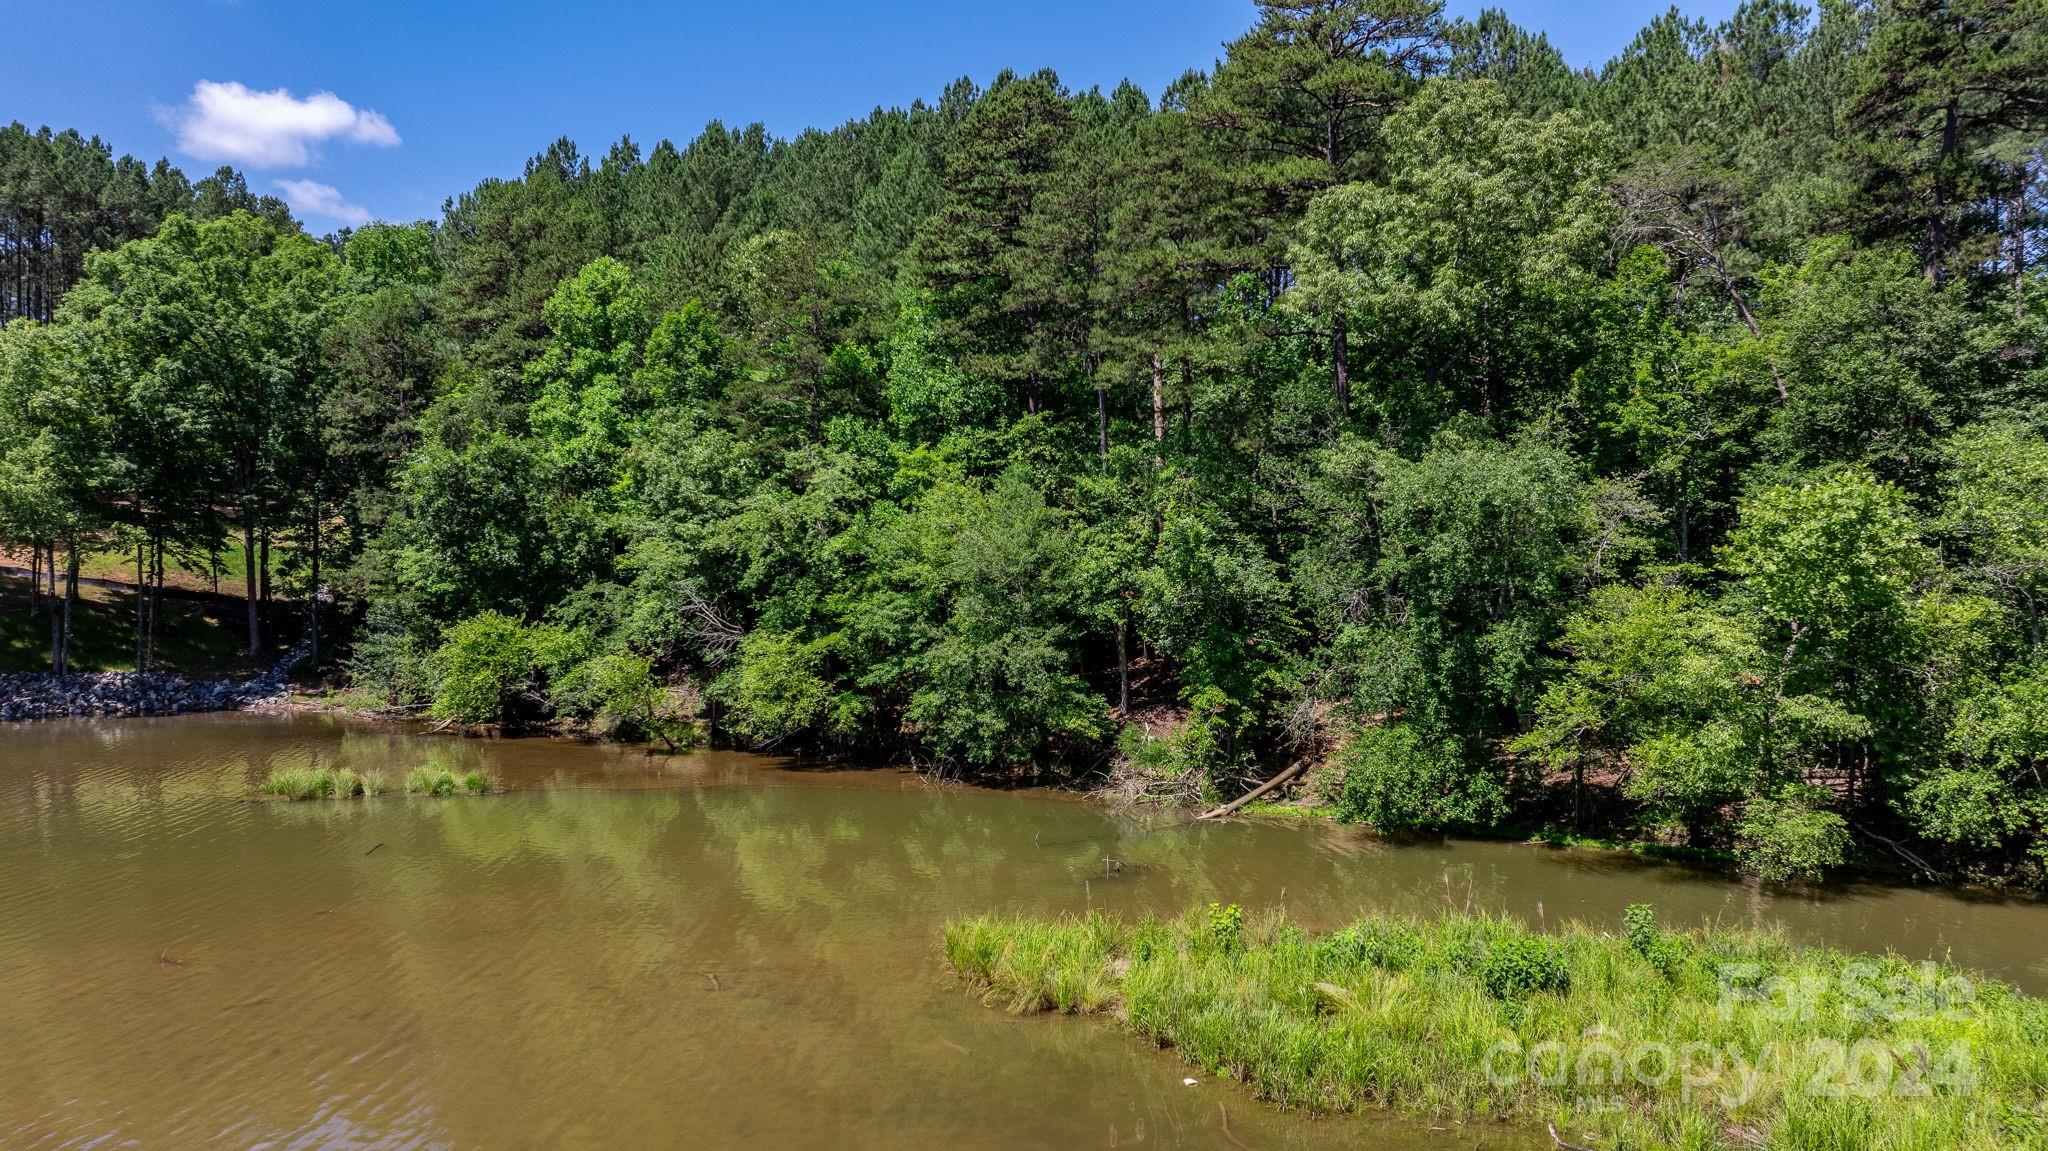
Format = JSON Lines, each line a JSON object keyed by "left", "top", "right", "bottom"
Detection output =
{"left": 0, "top": 639, "right": 311, "bottom": 722}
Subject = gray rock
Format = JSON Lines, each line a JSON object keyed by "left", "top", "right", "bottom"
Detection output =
{"left": 0, "top": 636, "right": 315, "bottom": 723}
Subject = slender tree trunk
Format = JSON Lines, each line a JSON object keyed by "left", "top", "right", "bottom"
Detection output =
{"left": 259, "top": 526, "right": 272, "bottom": 649}
{"left": 1150, "top": 353, "right": 1165, "bottom": 468}
{"left": 2013, "top": 167, "right": 2030, "bottom": 320}
{"left": 28, "top": 542, "right": 40, "bottom": 617}
{"left": 1095, "top": 385, "right": 1109, "bottom": 463}
{"left": 135, "top": 542, "right": 146, "bottom": 674}
{"left": 59, "top": 540, "right": 78, "bottom": 675}
{"left": 150, "top": 537, "right": 164, "bottom": 667}
{"left": 1331, "top": 314, "right": 1350, "bottom": 415}
{"left": 47, "top": 546, "right": 62, "bottom": 673}
{"left": 243, "top": 503, "right": 260, "bottom": 656}
{"left": 309, "top": 483, "right": 322, "bottom": 669}
{"left": 1928, "top": 99, "right": 1959, "bottom": 283}
{"left": 1117, "top": 612, "right": 1130, "bottom": 715}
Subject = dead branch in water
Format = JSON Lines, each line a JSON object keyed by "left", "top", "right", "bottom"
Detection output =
{"left": 1197, "top": 762, "right": 1309, "bottom": 821}
{"left": 1548, "top": 1122, "right": 1596, "bottom": 1151}
{"left": 1219, "top": 1103, "right": 1251, "bottom": 1151}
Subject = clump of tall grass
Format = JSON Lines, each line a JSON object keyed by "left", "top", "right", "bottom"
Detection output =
{"left": 403, "top": 765, "right": 494, "bottom": 796}
{"left": 944, "top": 905, "right": 2048, "bottom": 1151}
{"left": 259, "top": 766, "right": 380, "bottom": 801}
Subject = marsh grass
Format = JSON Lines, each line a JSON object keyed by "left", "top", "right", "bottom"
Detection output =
{"left": 403, "top": 765, "right": 495, "bottom": 796}
{"left": 944, "top": 906, "right": 2048, "bottom": 1151}
{"left": 259, "top": 766, "right": 380, "bottom": 801}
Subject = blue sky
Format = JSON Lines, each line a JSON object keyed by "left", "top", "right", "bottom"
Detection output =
{"left": 16, "top": 1, "right": 1738, "bottom": 229}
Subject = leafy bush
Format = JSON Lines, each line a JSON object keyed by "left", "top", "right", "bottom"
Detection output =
{"left": 1736, "top": 785, "right": 1851, "bottom": 882}
{"left": 717, "top": 630, "right": 839, "bottom": 747}
{"left": 429, "top": 612, "right": 544, "bottom": 725}
{"left": 552, "top": 652, "right": 698, "bottom": 748}
{"left": 1903, "top": 767, "right": 2029, "bottom": 851}
{"left": 1205, "top": 902, "right": 1244, "bottom": 955}
{"left": 1334, "top": 722, "right": 1507, "bottom": 832}
{"left": 1478, "top": 932, "right": 1570, "bottom": 999}
{"left": 1623, "top": 903, "right": 1657, "bottom": 955}
{"left": 1316, "top": 921, "right": 1424, "bottom": 971}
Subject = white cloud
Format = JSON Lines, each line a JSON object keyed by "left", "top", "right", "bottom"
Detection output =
{"left": 160, "top": 80, "right": 399, "bottom": 168}
{"left": 274, "top": 178, "right": 372, "bottom": 227}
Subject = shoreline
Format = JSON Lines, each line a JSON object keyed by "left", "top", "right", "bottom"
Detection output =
{"left": 0, "top": 637, "right": 313, "bottom": 722}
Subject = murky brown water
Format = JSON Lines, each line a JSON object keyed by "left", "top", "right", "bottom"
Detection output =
{"left": 3, "top": 713, "right": 2045, "bottom": 1149}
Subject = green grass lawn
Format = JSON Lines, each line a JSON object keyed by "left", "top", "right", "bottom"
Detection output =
{"left": 2, "top": 542, "right": 294, "bottom": 596}
{"left": 0, "top": 577, "right": 290, "bottom": 675}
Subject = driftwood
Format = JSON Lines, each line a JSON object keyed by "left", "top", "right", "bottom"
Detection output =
{"left": 1549, "top": 1123, "right": 1597, "bottom": 1151}
{"left": 1218, "top": 1103, "right": 1251, "bottom": 1151}
{"left": 1197, "top": 762, "right": 1309, "bottom": 821}
{"left": 1851, "top": 820, "right": 1939, "bottom": 880}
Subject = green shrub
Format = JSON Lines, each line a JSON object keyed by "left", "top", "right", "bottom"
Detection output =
{"left": 716, "top": 630, "right": 838, "bottom": 746}
{"left": 1316, "top": 921, "right": 1424, "bottom": 971}
{"left": 552, "top": 652, "right": 697, "bottom": 748}
{"left": 1737, "top": 785, "right": 1851, "bottom": 882}
{"left": 429, "top": 612, "right": 541, "bottom": 725}
{"left": 1113, "top": 687, "right": 1261, "bottom": 804}
{"left": 1206, "top": 902, "right": 1244, "bottom": 954}
{"left": 1334, "top": 722, "right": 1507, "bottom": 832}
{"left": 1478, "top": 932, "right": 1570, "bottom": 999}
{"left": 1623, "top": 903, "right": 1657, "bottom": 954}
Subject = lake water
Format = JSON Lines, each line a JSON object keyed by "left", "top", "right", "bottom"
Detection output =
{"left": 4, "top": 712, "right": 2044, "bottom": 1148}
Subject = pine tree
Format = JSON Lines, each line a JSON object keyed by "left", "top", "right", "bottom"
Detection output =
{"left": 911, "top": 71, "right": 1075, "bottom": 417}
{"left": 1849, "top": 0, "right": 2048, "bottom": 282}
{"left": 1198, "top": 0, "right": 1449, "bottom": 413}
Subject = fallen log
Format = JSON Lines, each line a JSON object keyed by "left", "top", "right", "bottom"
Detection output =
{"left": 1196, "top": 761, "right": 1309, "bottom": 821}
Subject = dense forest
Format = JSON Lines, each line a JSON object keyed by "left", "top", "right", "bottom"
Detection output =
{"left": 3, "top": 0, "right": 2047, "bottom": 885}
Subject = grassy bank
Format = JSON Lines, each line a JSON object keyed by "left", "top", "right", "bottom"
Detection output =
{"left": 1, "top": 574, "right": 293, "bottom": 675}
{"left": 943, "top": 906, "right": 2048, "bottom": 1150}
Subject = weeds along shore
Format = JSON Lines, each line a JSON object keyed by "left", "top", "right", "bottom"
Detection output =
{"left": 944, "top": 906, "right": 2048, "bottom": 1151}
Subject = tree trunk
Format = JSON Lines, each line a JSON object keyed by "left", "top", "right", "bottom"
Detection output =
{"left": 309, "top": 483, "right": 322, "bottom": 669}
{"left": 46, "top": 545, "right": 61, "bottom": 672}
{"left": 1117, "top": 613, "right": 1130, "bottom": 715}
{"left": 1331, "top": 314, "right": 1350, "bottom": 415}
{"left": 1095, "top": 385, "right": 1109, "bottom": 463}
{"left": 2013, "top": 167, "right": 2030, "bottom": 320}
{"left": 28, "top": 542, "right": 40, "bottom": 617}
{"left": 1927, "top": 99, "right": 1959, "bottom": 283}
{"left": 150, "top": 537, "right": 164, "bottom": 668}
{"left": 135, "top": 542, "right": 147, "bottom": 674}
{"left": 59, "top": 541, "right": 77, "bottom": 675}
{"left": 1150, "top": 353, "right": 1165, "bottom": 468}
{"left": 259, "top": 526, "right": 272, "bottom": 649}
{"left": 243, "top": 505, "right": 260, "bottom": 656}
